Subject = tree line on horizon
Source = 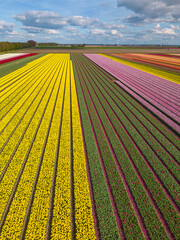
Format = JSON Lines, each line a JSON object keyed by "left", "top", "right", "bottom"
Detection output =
{"left": 0, "top": 40, "right": 37, "bottom": 53}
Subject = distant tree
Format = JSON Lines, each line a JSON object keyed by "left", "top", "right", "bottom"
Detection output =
{"left": 27, "top": 40, "right": 38, "bottom": 47}
{"left": 38, "top": 42, "right": 58, "bottom": 46}
{"left": 0, "top": 41, "right": 31, "bottom": 53}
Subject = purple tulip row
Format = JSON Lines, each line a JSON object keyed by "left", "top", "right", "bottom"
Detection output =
{"left": 84, "top": 54, "right": 180, "bottom": 135}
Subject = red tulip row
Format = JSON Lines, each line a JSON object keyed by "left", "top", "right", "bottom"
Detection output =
{"left": 131, "top": 57, "right": 180, "bottom": 71}
{"left": 0, "top": 53, "right": 37, "bottom": 65}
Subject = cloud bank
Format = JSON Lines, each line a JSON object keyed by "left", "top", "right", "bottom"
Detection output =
{"left": 117, "top": 0, "right": 180, "bottom": 24}
{"left": 14, "top": 10, "right": 124, "bottom": 31}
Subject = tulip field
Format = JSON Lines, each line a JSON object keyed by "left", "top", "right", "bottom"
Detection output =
{"left": 108, "top": 53, "right": 180, "bottom": 73}
{"left": 0, "top": 53, "right": 37, "bottom": 65}
{"left": 0, "top": 53, "right": 179, "bottom": 239}
{"left": 105, "top": 53, "right": 180, "bottom": 85}
{"left": 85, "top": 54, "right": 180, "bottom": 135}
{"left": 120, "top": 53, "right": 180, "bottom": 71}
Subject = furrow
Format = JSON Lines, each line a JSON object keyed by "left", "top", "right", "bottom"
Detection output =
{"left": 0, "top": 58, "right": 61, "bottom": 178}
{"left": 74, "top": 56, "right": 143, "bottom": 239}
{"left": 72, "top": 54, "right": 120, "bottom": 239}
{"left": 82, "top": 57, "right": 180, "bottom": 183}
{"left": 0, "top": 57, "right": 58, "bottom": 145}
{"left": 0, "top": 56, "right": 53, "bottom": 115}
{"left": 78, "top": 55, "right": 179, "bottom": 238}
{"left": 70, "top": 60, "right": 96, "bottom": 240}
{"left": 0, "top": 56, "right": 54, "bottom": 121}
{"left": 0, "top": 57, "right": 60, "bottom": 237}
{"left": 45, "top": 60, "right": 67, "bottom": 240}
{"left": 22, "top": 57, "right": 66, "bottom": 240}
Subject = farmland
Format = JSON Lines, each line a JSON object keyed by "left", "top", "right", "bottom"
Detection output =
{"left": 109, "top": 53, "right": 180, "bottom": 72}
{"left": 0, "top": 53, "right": 38, "bottom": 65}
{"left": 0, "top": 53, "right": 179, "bottom": 239}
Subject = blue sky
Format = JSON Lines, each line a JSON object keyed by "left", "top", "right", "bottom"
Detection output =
{"left": 0, "top": 0, "right": 180, "bottom": 44}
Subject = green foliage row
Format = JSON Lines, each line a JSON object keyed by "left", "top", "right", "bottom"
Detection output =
{"left": 72, "top": 54, "right": 121, "bottom": 239}
{"left": 73, "top": 54, "right": 180, "bottom": 239}
{"left": 73, "top": 55, "right": 146, "bottom": 239}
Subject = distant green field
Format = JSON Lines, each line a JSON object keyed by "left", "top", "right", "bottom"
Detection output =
{"left": 35, "top": 46, "right": 85, "bottom": 49}
{"left": 35, "top": 45, "right": 171, "bottom": 50}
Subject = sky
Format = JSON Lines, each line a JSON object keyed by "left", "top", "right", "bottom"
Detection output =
{"left": 0, "top": 0, "right": 180, "bottom": 44}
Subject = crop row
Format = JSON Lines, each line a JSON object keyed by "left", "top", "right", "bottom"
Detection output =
{"left": 85, "top": 54, "right": 180, "bottom": 135}
{"left": 0, "top": 53, "right": 179, "bottom": 239}
{"left": 0, "top": 54, "right": 64, "bottom": 239}
{"left": 124, "top": 53, "right": 180, "bottom": 71}
{"left": 148, "top": 53, "right": 180, "bottom": 58}
{"left": 0, "top": 53, "right": 27, "bottom": 61}
{"left": 105, "top": 54, "right": 180, "bottom": 84}
{"left": 0, "top": 54, "right": 96, "bottom": 239}
{"left": 72, "top": 53, "right": 180, "bottom": 239}
{"left": 0, "top": 53, "right": 37, "bottom": 65}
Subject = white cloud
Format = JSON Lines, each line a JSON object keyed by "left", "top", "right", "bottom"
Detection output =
{"left": 14, "top": 10, "right": 125, "bottom": 35}
{"left": 152, "top": 23, "right": 176, "bottom": 35}
{"left": 21, "top": 26, "right": 42, "bottom": 33}
{"left": 14, "top": 11, "right": 67, "bottom": 29}
{"left": 68, "top": 16, "right": 99, "bottom": 27}
{"left": 14, "top": 11, "right": 100, "bottom": 30}
{"left": 66, "top": 26, "right": 77, "bottom": 33}
{"left": 99, "top": 22, "right": 125, "bottom": 29}
{"left": 21, "top": 26, "right": 60, "bottom": 35}
{"left": 153, "top": 28, "right": 176, "bottom": 35}
{"left": 88, "top": 28, "right": 123, "bottom": 40}
{"left": 110, "top": 30, "right": 123, "bottom": 37}
{"left": 27, "top": 33, "right": 35, "bottom": 37}
{"left": 89, "top": 29, "right": 106, "bottom": 35}
{"left": 0, "top": 20, "right": 15, "bottom": 34}
{"left": 117, "top": 0, "right": 180, "bottom": 24}
{"left": 170, "top": 24, "right": 180, "bottom": 30}
{"left": 155, "top": 23, "right": 161, "bottom": 29}
{"left": 45, "top": 29, "right": 60, "bottom": 34}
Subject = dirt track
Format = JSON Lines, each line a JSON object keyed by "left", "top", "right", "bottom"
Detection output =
{"left": 17, "top": 48, "right": 180, "bottom": 54}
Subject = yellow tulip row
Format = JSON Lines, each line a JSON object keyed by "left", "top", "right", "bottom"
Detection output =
{"left": 0, "top": 56, "right": 49, "bottom": 102}
{"left": 51, "top": 59, "right": 71, "bottom": 239}
{"left": 0, "top": 54, "right": 51, "bottom": 86}
{"left": 0, "top": 54, "right": 96, "bottom": 239}
{"left": 70, "top": 61, "right": 96, "bottom": 239}
{"left": 0, "top": 55, "right": 64, "bottom": 239}
{"left": 24, "top": 57, "right": 67, "bottom": 239}
{"left": 0, "top": 63, "right": 57, "bottom": 165}
{"left": 0, "top": 55, "right": 59, "bottom": 174}
{"left": 0, "top": 54, "right": 54, "bottom": 132}
{"left": 51, "top": 59, "right": 96, "bottom": 239}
